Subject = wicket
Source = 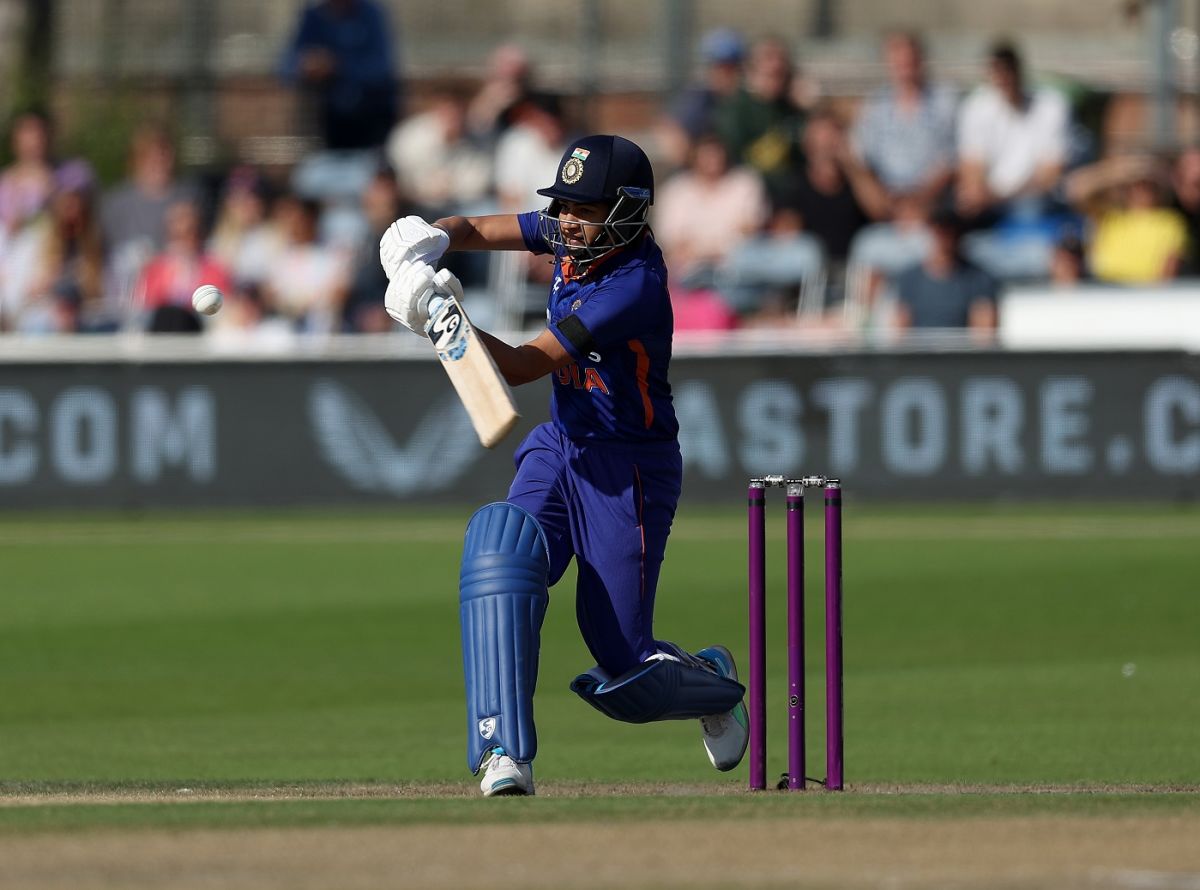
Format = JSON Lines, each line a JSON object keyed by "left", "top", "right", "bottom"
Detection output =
{"left": 747, "top": 475, "right": 844, "bottom": 791}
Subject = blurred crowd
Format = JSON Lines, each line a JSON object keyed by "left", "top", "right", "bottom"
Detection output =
{"left": 2, "top": 0, "right": 1198, "bottom": 339}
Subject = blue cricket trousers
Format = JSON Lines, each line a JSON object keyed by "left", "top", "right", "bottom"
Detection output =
{"left": 506, "top": 422, "right": 683, "bottom": 675}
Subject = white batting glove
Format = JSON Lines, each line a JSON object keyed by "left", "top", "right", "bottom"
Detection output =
{"left": 379, "top": 216, "right": 450, "bottom": 280}
{"left": 384, "top": 260, "right": 464, "bottom": 334}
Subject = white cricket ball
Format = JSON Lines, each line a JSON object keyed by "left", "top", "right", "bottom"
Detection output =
{"left": 191, "top": 284, "right": 224, "bottom": 316}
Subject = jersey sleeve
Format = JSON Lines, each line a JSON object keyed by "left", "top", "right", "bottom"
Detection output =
{"left": 516, "top": 210, "right": 552, "bottom": 255}
{"left": 550, "top": 269, "right": 656, "bottom": 359}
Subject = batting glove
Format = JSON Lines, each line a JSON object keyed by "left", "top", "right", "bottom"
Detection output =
{"left": 379, "top": 216, "right": 450, "bottom": 281}
{"left": 384, "top": 260, "right": 463, "bottom": 334}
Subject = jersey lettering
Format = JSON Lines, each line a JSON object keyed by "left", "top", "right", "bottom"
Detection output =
{"left": 554, "top": 363, "right": 611, "bottom": 396}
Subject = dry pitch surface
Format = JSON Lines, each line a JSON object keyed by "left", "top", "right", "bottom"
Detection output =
{"left": 2, "top": 784, "right": 1198, "bottom": 890}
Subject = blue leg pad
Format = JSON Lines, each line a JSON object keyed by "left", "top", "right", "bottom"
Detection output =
{"left": 570, "top": 657, "right": 745, "bottom": 724}
{"left": 461, "top": 502, "right": 550, "bottom": 773}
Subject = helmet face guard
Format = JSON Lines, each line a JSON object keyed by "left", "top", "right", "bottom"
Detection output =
{"left": 536, "top": 186, "right": 651, "bottom": 272}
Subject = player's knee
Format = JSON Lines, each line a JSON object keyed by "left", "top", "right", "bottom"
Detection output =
{"left": 460, "top": 502, "right": 550, "bottom": 603}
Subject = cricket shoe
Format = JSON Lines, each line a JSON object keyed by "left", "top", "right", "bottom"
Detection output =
{"left": 696, "top": 645, "right": 749, "bottom": 772}
{"left": 480, "top": 747, "right": 535, "bottom": 797}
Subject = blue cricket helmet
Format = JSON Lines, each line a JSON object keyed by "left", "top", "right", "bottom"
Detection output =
{"left": 536, "top": 134, "right": 654, "bottom": 205}
{"left": 536, "top": 134, "right": 654, "bottom": 271}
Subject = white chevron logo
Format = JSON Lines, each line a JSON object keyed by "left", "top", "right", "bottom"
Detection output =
{"left": 308, "top": 379, "right": 483, "bottom": 496}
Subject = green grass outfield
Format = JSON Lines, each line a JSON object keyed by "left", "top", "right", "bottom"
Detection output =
{"left": 1, "top": 504, "right": 1198, "bottom": 831}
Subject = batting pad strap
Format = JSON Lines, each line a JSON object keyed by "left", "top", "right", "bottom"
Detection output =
{"left": 570, "top": 657, "right": 745, "bottom": 724}
{"left": 460, "top": 502, "right": 550, "bottom": 774}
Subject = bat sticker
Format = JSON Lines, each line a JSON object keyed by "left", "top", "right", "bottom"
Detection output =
{"left": 428, "top": 300, "right": 469, "bottom": 361}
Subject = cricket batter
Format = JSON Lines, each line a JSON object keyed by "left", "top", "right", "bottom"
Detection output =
{"left": 379, "top": 134, "right": 747, "bottom": 796}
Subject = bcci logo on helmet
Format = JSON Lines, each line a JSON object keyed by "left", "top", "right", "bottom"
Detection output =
{"left": 561, "top": 157, "right": 584, "bottom": 184}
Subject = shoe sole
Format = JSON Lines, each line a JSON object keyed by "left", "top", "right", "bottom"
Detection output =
{"left": 701, "top": 645, "right": 749, "bottom": 772}
{"left": 484, "top": 778, "right": 534, "bottom": 797}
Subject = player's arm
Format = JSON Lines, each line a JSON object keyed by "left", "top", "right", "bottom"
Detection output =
{"left": 433, "top": 214, "right": 529, "bottom": 252}
{"left": 476, "top": 327, "right": 573, "bottom": 387}
{"left": 380, "top": 214, "right": 528, "bottom": 280}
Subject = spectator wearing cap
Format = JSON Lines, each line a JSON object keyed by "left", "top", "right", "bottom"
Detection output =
{"left": 712, "top": 36, "right": 806, "bottom": 198}
{"left": 673, "top": 29, "right": 746, "bottom": 142}
{"left": 892, "top": 209, "right": 998, "bottom": 335}
{"left": 656, "top": 29, "right": 747, "bottom": 174}
{"left": 853, "top": 31, "right": 957, "bottom": 205}
{"left": 1065, "top": 154, "right": 1186, "bottom": 284}
{"left": 956, "top": 42, "right": 1069, "bottom": 222}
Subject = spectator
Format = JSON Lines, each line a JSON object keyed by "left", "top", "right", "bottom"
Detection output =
{"left": 261, "top": 194, "right": 350, "bottom": 333}
{"left": 892, "top": 209, "right": 998, "bottom": 336}
{"left": 1066, "top": 154, "right": 1186, "bottom": 284}
{"left": 1, "top": 159, "right": 104, "bottom": 333}
{"left": 956, "top": 42, "right": 1069, "bottom": 222}
{"left": 653, "top": 133, "right": 768, "bottom": 287}
{"left": 39, "top": 161, "right": 107, "bottom": 332}
{"left": 100, "top": 123, "right": 200, "bottom": 314}
{"left": 466, "top": 44, "right": 541, "bottom": 146}
{"left": 1048, "top": 232, "right": 1087, "bottom": 287}
{"left": 1170, "top": 146, "right": 1200, "bottom": 274}
{"left": 844, "top": 194, "right": 935, "bottom": 327}
{"left": 385, "top": 90, "right": 493, "bottom": 217}
{"left": 773, "top": 107, "right": 888, "bottom": 264}
{"left": 853, "top": 31, "right": 957, "bottom": 204}
{"left": 712, "top": 36, "right": 806, "bottom": 197}
{"left": 493, "top": 96, "right": 567, "bottom": 213}
{"left": 0, "top": 108, "right": 57, "bottom": 235}
{"left": 343, "top": 169, "right": 410, "bottom": 332}
{"left": 657, "top": 29, "right": 746, "bottom": 172}
{"left": 208, "top": 166, "right": 283, "bottom": 291}
{"left": 281, "top": 0, "right": 400, "bottom": 150}
{"left": 135, "top": 199, "right": 231, "bottom": 316}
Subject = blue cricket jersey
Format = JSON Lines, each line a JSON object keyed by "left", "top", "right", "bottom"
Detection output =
{"left": 517, "top": 211, "right": 680, "bottom": 444}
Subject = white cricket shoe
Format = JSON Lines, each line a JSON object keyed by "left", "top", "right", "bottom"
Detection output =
{"left": 480, "top": 747, "right": 535, "bottom": 797}
{"left": 696, "top": 645, "right": 749, "bottom": 772}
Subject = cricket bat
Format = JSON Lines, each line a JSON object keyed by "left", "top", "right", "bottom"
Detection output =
{"left": 424, "top": 294, "right": 520, "bottom": 448}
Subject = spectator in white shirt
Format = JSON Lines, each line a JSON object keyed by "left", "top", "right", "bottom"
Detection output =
{"left": 385, "top": 90, "right": 492, "bottom": 217}
{"left": 956, "top": 42, "right": 1068, "bottom": 222}
{"left": 261, "top": 194, "right": 350, "bottom": 333}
